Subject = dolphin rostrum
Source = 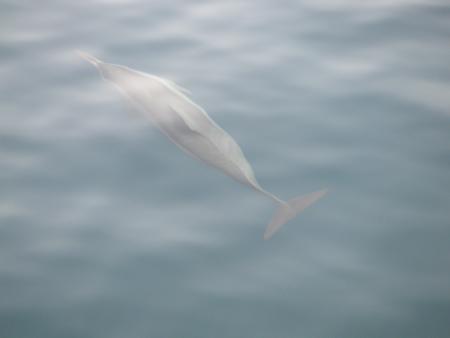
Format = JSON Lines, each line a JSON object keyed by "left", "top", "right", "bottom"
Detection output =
{"left": 78, "top": 51, "right": 327, "bottom": 239}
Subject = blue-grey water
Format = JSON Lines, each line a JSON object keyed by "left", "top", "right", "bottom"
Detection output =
{"left": 1, "top": 1, "right": 450, "bottom": 337}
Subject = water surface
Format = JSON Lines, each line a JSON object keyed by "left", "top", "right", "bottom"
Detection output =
{"left": 1, "top": 0, "right": 450, "bottom": 337}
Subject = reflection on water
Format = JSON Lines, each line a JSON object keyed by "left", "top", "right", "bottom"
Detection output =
{"left": 1, "top": 0, "right": 450, "bottom": 337}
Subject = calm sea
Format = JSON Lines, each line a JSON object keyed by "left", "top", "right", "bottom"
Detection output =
{"left": 1, "top": 0, "right": 450, "bottom": 337}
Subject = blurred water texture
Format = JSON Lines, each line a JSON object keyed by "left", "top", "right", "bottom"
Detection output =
{"left": 1, "top": 0, "right": 450, "bottom": 337}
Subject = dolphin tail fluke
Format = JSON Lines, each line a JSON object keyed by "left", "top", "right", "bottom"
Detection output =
{"left": 264, "top": 189, "right": 328, "bottom": 240}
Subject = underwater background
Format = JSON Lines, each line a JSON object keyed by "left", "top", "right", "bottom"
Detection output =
{"left": 1, "top": 0, "right": 450, "bottom": 337}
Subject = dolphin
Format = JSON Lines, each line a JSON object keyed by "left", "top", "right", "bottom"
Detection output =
{"left": 78, "top": 51, "right": 327, "bottom": 239}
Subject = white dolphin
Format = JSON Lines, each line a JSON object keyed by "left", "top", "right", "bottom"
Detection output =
{"left": 78, "top": 51, "right": 327, "bottom": 239}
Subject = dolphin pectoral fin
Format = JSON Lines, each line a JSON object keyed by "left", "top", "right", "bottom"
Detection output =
{"left": 264, "top": 189, "right": 328, "bottom": 240}
{"left": 162, "top": 79, "right": 192, "bottom": 95}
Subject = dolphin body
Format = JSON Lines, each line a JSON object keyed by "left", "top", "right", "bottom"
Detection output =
{"left": 79, "top": 51, "right": 327, "bottom": 239}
